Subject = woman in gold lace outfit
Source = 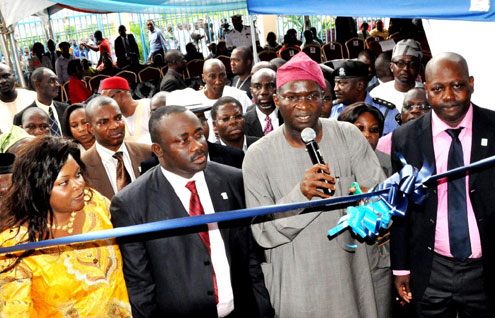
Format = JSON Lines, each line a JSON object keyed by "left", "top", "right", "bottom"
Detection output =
{"left": 0, "top": 136, "right": 132, "bottom": 317}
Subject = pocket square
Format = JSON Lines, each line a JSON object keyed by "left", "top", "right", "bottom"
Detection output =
{"left": 221, "top": 192, "right": 228, "bottom": 200}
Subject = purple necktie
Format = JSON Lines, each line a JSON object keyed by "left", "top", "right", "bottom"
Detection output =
{"left": 264, "top": 115, "right": 273, "bottom": 135}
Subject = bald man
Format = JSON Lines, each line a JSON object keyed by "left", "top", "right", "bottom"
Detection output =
{"left": 150, "top": 91, "right": 168, "bottom": 111}
{"left": 160, "top": 50, "right": 187, "bottom": 92}
{"left": 391, "top": 52, "right": 494, "bottom": 317}
{"left": 166, "top": 58, "right": 252, "bottom": 142}
{"left": 250, "top": 61, "right": 276, "bottom": 75}
{"left": 0, "top": 63, "right": 36, "bottom": 129}
{"left": 21, "top": 107, "right": 50, "bottom": 137}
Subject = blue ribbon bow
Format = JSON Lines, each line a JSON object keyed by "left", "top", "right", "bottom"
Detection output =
{"left": 328, "top": 154, "right": 433, "bottom": 239}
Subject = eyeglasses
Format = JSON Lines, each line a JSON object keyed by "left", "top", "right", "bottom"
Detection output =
{"left": 216, "top": 114, "right": 244, "bottom": 123}
{"left": 392, "top": 60, "right": 420, "bottom": 69}
{"left": 278, "top": 93, "right": 321, "bottom": 103}
{"left": 403, "top": 104, "right": 431, "bottom": 111}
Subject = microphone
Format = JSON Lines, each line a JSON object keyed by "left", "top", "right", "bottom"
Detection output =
{"left": 301, "top": 127, "right": 335, "bottom": 196}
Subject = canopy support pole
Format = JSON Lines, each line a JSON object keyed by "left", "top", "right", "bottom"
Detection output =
{"left": 7, "top": 25, "right": 27, "bottom": 88}
{"left": 249, "top": 15, "right": 259, "bottom": 63}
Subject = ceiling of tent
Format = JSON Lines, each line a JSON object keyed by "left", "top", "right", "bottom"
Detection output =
{"left": 2, "top": 0, "right": 494, "bottom": 28}
{"left": 246, "top": 0, "right": 495, "bottom": 21}
{"left": 1, "top": 0, "right": 247, "bottom": 27}
{"left": 0, "top": 0, "right": 54, "bottom": 27}
{"left": 53, "top": 0, "right": 246, "bottom": 14}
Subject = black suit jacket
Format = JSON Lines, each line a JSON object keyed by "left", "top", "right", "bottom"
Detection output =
{"left": 114, "top": 34, "right": 140, "bottom": 68}
{"left": 13, "top": 100, "right": 68, "bottom": 134}
{"left": 160, "top": 70, "right": 187, "bottom": 92}
{"left": 246, "top": 135, "right": 260, "bottom": 148}
{"left": 244, "top": 105, "right": 284, "bottom": 138}
{"left": 110, "top": 162, "right": 273, "bottom": 318}
{"left": 390, "top": 105, "right": 495, "bottom": 307}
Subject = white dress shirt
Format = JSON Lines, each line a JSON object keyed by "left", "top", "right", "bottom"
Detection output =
{"left": 95, "top": 141, "right": 137, "bottom": 194}
{"left": 35, "top": 99, "right": 62, "bottom": 130}
{"left": 255, "top": 106, "right": 280, "bottom": 133}
{"left": 160, "top": 167, "right": 234, "bottom": 317}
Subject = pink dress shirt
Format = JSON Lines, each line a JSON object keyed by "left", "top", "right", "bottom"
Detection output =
{"left": 394, "top": 105, "right": 481, "bottom": 276}
{"left": 431, "top": 104, "right": 481, "bottom": 259}
{"left": 376, "top": 133, "right": 392, "bottom": 155}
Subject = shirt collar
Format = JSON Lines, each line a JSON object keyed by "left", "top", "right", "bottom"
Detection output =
{"left": 95, "top": 141, "right": 127, "bottom": 163}
{"left": 35, "top": 98, "right": 54, "bottom": 109}
{"left": 160, "top": 165, "right": 203, "bottom": 187}
{"left": 255, "top": 105, "right": 278, "bottom": 120}
{"left": 431, "top": 103, "right": 473, "bottom": 137}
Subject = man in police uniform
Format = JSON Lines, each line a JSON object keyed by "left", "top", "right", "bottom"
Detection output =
{"left": 330, "top": 60, "right": 399, "bottom": 135}
{"left": 225, "top": 15, "right": 259, "bottom": 50}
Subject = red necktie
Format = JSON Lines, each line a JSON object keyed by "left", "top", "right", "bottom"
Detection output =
{"left": 185, "top": 181, "right": 219, "bottom": 303}
{"left": 264, "top": 115, "right": 273, "bottom": 135}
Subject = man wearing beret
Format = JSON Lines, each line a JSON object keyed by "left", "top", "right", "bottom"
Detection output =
{"left": 330, "top": 60, "right": 400, "bottom": 135}
{"left": 243, "top": 52, "right": 389, "bottom": 317}
{"left": 100, "top": 76, "right": 152, "bottom": 144}
{"left": 370, "top": 39, "right": 424, "bottom": 112}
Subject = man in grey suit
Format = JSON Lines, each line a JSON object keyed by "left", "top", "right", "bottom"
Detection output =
{"left": 243, "top": 52, "right": 388, "bottom": 317}
{"left": 82, "top": 96, "right": 152, "bottom": 199}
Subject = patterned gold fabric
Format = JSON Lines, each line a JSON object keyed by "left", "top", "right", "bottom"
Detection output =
{"left": 0, "top": 189, "right": 132, "bottom": 318}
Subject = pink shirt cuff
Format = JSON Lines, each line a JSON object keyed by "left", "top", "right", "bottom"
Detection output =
{"left": 393, "top": 270, "right": 410, "bottom": 276}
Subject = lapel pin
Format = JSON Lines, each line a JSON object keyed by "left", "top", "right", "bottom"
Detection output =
{"left": 481, "top": 138, "right": 488, "bottom": 147}
{"left": 221, "top": 192, "right": 228, "bottom": 200}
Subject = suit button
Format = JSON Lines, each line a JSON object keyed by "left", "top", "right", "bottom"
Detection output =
{"left": 204, "top": 260, "right": 210, "bottom": 266}
{"left": 478, "top": 218, "right": 483, "bottom": 222}
{"left": 433, "top": 189, "right": 437, "bottom": 194}
{"left": 207, "top": 291, "right": 214, "bottom": 296}
{"left": 429, "top": 218, "right": 435, "bottom": 224}
{"left": 427, "top": 246, "right": 432, "bottom": 251}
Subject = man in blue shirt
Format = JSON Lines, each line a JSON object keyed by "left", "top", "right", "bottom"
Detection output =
{"left": 330, "top": 60, "right": 399, "bottom": 135}
{"left": 147, "top": 20, "right": 168, "bottom": 62}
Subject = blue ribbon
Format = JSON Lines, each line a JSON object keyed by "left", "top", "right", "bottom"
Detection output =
{"left": 4, "top": 154, "right": 495, "bottom": 254}
{"left": 0, "top": 189, "right": 390, "bottom": 254}
{"left": 328, "top": 153, "right": 495, "bottom": 240}
{"left": 329, "top": 154, "right": 433, "bottom": 239}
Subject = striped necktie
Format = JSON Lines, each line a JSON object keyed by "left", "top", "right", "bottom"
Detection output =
{"left": 48, "top": 107, "right": 62, "bottom": 137}
{"left": 264, "top": 115, "right": 273, "bottom": 135}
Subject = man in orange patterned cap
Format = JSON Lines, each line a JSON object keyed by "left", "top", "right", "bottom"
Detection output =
{"left": 243, "top": 52, "right": 389, "bottom": 317}
{"left": 101, "top": 76, "right": 152, "bottom": 144}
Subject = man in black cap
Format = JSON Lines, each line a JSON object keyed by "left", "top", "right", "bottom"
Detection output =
{"left": 330, "top": 60, "right": 399, "bottom": 135}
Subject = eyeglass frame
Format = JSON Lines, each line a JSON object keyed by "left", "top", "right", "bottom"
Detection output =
{"left": 277, "top": 92, "right": 322, "bottom": 103}
{"left": 391, "top": 60, "right": 421, "bottom": 70}
{"left": 402, "top": 103, "right": 431, "bottom": 111}
{"left": 214, "top": 114, "right": 244, "bottom": 123}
